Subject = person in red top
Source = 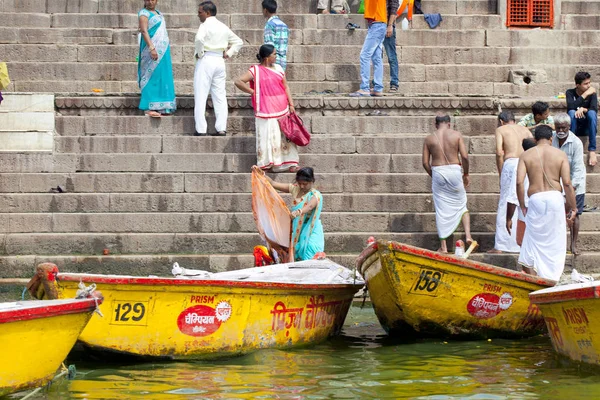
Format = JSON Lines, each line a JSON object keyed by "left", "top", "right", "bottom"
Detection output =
{"left": 350, "top": 0, "right": 399, "bottom": 97}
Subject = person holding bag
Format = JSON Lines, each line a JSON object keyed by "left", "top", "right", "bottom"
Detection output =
{"left": 235, "top": 44, "right": 299, "bottom": 172}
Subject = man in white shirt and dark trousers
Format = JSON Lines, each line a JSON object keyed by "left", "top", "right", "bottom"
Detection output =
{"left": 194, "top": 1, "right": 243, "bottom": 136}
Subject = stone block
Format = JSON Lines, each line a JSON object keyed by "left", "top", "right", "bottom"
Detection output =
{"left": 456, "top": 0, "right": 498, "bottom": 14}
{"left": 397, "top": 30, "right": 486, "bottom": 47}
{"left": 77, "top": 44, "right": 185, "bottom": 63}
{"left": 0, "top": 93, "right": 54, "bottom": 112}
{"left": 0, "top": 154, "right": 77, "bottom": 173}
{"left": 508, "top": 69, "right": 548, "bottom": 85}
{"left": 0, "top": 28, "right": 17, "bottom": 43}
{"left": 290, "top": 45, "right": 361, "bottom": 64}
{"left": 509, "top": 47, "right": 600, "bottom": 65}
{"left": 448, "top": 82, "right": 494, "bottom": 96}
{"left": 55, "top": 136, "right": 163, "bottom": 153}
{"left": 0, "top": 13, "right": 50, "bottom": 27}
{"left": 0, "top": 44, "right": 78, "bottom": 62}
{"left": 0, "top": 112, "right": 54, "bottom": 131}
{"left": 326, "top": 63, "right": 425, "bottom": 82}
{"left": 562, "top": 0, "right": 600, "bottom": 14}
{"left": 112, "top": 28, "right": 195, "bottom": 45}
{"left": 2, "top": 214, "right": 53, "bottom": 233}
{"left": 563, "top": 15, "right": 600, "bottom": 30}
{"left": 493, "top": 82, "right": 570, "bottom": 98}
{"left": 410, "top": 15, "right": 502, "bottom": 30}
{"left": 2, "top": 0, "right": 47, "bottom": 12}
{"left": 316, "top": 14, "right": 364, "bottom": 30}
{"left": 0, "top": 131, "right": 53, "bottom": 152}
{"left": 0, "top": 193, "right": 110, "bottom": 213}
{"left": 231, "top": 14, "right": 316, "bottom": 30}
{"left": 401, "top": 46, "right": 510, "bottom": 65}
{"left": 46, "top": 0, "right": 99, "bottom": 13}
{"left": 425, "top": 65, "right": 509, "bottom": 83}
{"left": 6, "top": 61, "right": 133, "bottom": 81}
{"left": 14, "top": 80, "right": 124, "bottom": 94}
{"left": 83, "top": 116, "right": 195, "bottom": 135}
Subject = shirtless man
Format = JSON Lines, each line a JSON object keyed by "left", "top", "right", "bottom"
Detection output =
{"left": 516, "top": 125, "right": 577, "bottom": 281}
{"left": 489, "top": 111, "right": 533, "bottom": 254}
{"left": 422, "top": 115, "right": 472, "bottom": 253}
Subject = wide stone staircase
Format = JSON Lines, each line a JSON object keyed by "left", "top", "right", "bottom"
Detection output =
{"left": 1, "top": 0, "right": 599, "bottom": 277}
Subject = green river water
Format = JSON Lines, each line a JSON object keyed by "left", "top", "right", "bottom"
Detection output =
{"left": 2, "top": 286, "right": 600, "bottom": 399}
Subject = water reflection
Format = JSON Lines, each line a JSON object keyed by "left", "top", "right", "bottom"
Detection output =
{"left": 3, "top": 294, "right": 600, "bottom": 399}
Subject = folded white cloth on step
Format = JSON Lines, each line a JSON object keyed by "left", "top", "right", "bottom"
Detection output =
{"left": 431, "top": 165, "right": 468, "bottom": 240}
{"left": 518, "top": 191, "right": 566, "bottom": 281}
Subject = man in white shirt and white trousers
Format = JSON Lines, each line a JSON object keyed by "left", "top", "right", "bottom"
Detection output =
{"left": 194, "top": 1, "right": 243, "bottom": 136}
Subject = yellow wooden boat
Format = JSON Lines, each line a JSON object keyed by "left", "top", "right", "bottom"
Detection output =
{"left": 356, "top": 239, "right": 555, "bottom": 339}
{"left": 0, "top": 297, "right": 101, "bottom": 397}
{"left": 530, "top": 281, "right": 600, "bottom": 365}
{"left": 32, "top": 260, "right": 363, "bottom": 360}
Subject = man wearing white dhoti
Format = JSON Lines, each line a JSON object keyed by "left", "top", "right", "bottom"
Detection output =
{"left": 423, "top": 115, "right": 473, "bottom": 253}
{"left": 516, "top": 125, "right": 577, "bottom": 281}
{"left": 490, "top": 111, "right": 533, "bottom": 253}
{"left": 194, "top": 1, "right": 243, "bottom": 136}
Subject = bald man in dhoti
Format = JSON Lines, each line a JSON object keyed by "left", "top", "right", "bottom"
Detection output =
{"left": 490, "top": 111, "right": 533, "bottom": 254}
{"left": 422, "top": 115, "right": 473, "bottom": 253}
{"left": 516, "top": 125, "right": 577, "bottom": 281}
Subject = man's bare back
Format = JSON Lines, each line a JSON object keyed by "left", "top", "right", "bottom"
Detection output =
{"left": 496, "top": 124, "right": 532, "bottom": 161}
{"left": 424, "top": 127, "right": 464, "bottom": 166}
{"left": 519, "top": 144, "right": 568, "bottom": 197}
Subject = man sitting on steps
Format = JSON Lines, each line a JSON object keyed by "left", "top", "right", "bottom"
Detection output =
{"left": 518, "top": 101, "right": 554, "bottom": 133}
{"left": 566, "top": 71, "right": 598, "bottom": 166}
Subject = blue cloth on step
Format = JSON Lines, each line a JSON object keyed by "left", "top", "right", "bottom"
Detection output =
{"left": 424, "top": 13, "right": 442, "bottom": 29}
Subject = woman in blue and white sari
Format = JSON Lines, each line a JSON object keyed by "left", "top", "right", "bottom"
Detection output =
{"left": 138, "top": 0, "right": 176, "bottom": 117}
{"left": 256, "top": 166, "right": 325, "bottom": 261}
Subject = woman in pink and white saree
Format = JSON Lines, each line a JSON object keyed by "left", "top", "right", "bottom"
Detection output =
{"left": 235, "top": 44, "right": 299, "bottom": 172}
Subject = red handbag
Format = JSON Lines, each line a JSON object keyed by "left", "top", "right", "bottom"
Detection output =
{"left": 278, "top": 112, "right": 311, "bottom": 147}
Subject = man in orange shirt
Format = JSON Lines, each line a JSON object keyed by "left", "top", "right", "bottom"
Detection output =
{"left": 350, "top": 0, "right": 399, "bottom": 97}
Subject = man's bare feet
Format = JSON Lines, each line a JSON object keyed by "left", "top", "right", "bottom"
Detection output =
{"left": 146, "top": 111, "right": 161, "bottom": 118}
{"left": 487, "top": 248, "right": 503, "bottom": 254}
{"left": 317, "top": 9, "right": 329, "bottom": 14}
{"left": 589, "top": 151, "right": 597, "bottom": 167}
{"left": 437, "top": 248, "right": 448, "bottom": 254}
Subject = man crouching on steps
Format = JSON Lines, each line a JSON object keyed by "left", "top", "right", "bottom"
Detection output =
{"left": 516, "top": 125, "right": 577, "bottom": 281}
{"left": 422, "top": 115, "right": 473, "bottom": 253}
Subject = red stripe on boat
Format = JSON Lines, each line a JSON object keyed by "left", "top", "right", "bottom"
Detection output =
{"left": 0, "top": 298, "right": 101, "bottom": 324}
{"left": 530, "top": 285, "right": 600, "bottom": 304}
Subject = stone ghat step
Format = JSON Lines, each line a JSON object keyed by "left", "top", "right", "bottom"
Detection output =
{"left": 52, "top": 134, "right": 600, "bottom": 156}
{"left": 563, "top": 15, "right": 600, "bottom": 30}
{"left": 54, "top": 115, "right": 502, "bottom": 136}
{"left": 52, "top": 135, "right": 502, "bottom": 155}
{"left": 3, "top": 211, "right": 600, "bottom": 234}
{"left": 4, "top": 0, "right": 498, "bottom": 15}
{"left": 1, "top": 193, "right": 599, "bottom": 213}
{"left": 4, "top": 28, "right": 600, "bottom": 50}
{"left": 5, "top": 251, "right": 599, "bottom": 279}
{"left": 5, "top": 45, "right": 600, "bottom": 66}
{"left": 2, "top": 231, "right": 600, "bottom": 256}
{"left": 0, "top": 13, "right": 503, "bottom": 30}
{"left": 0, "top": 153, "right": 547, "bottom": 174}
{"left": 562, "top": 0, "right": 600, "bottom": 14}
{"left": 2, "top": 172, "right": 600, "bottom": 195}
{"left": 6, "top": 28, "right": 600, "bottom": 48}
{"left": 7, "top": 79, "right": 593, "bottom": 99}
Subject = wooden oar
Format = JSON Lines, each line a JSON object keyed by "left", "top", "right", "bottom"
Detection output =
{"left": 463, "top": 240, "right": 479, "bottom": 259}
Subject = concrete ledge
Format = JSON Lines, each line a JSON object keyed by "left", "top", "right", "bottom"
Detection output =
{"left": 0, "top": 131, "right": 53, "bottom": 152}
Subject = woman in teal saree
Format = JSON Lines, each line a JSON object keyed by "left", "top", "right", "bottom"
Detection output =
{"left": 255, "top": 166, "right": 325, "bottom": 261}
{"left": 138, "top": 0, "right": 176, "bottom": 117}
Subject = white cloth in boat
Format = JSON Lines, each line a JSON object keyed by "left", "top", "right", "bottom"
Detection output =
{"left": 494, "top": 157, "right": 520, "bottom": 252}
{"left": 431, "top": 164, "right": 468, "bottom": 240}
{"left": 518, "top": 190, "right": 566, "bottom": 281}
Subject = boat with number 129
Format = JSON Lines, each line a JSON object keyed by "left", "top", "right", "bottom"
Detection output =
{"left": 356, "top": 239, "right": 555, "bottom": 339}
{"left": 30, "top": 261, "right": 363, "bottom": 360}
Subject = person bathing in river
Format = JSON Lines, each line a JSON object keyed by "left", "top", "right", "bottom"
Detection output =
{"left": 253, "top": 166, "right": 324, "bottom": 261}
{"left": 422, "top": 115, "right": 473, "bottom": 253}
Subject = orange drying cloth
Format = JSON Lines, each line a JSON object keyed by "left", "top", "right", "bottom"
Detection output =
{"left": 251, "top": 169, "right": 293, "bottom": 261}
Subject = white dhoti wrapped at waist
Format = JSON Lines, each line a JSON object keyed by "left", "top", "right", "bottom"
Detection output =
{"left": 494, "top": 158, "right": 520, "bottom": 252}
{"left": 431, "top": 165, "right": 468, "bottom": 240}
{"left": 518, "top": 191, "right": 566, "bottom": 281}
